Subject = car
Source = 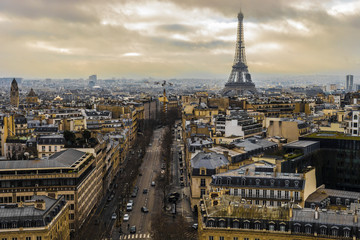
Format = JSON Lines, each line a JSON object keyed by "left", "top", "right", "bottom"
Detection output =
{"left": 111, "top": 213, "right": 117, "bottom": 220}
{"left": 143, "top": 188, "right": 148, "bottom": 194}
{"left": 180, "top": 182, "right": 185, "bottom": 187}
{"left": 128, "top": 200, "right": 134, "bottom": 205}
{"left": 192, "top": 223, "right": 198, "bottom": 230}
{"left": 180, "top": 176, "right": 183, "bottom": 181}
{"left": 126, "top": 203, "right": 133, "bottom": 211}
{"left": 107, "top": 194, "right": 114, "bottom": 202}
{"left": 151, "top": 181, "right": 155, "bottom": 186}
{"left": 139, "top": 172, "right": 143, "bottom": 176}
{"left": 131, "top": 191, "right": 137, "bottom": 198}
{"left": 130, "top": 225, "right": 136, "bottom": 234}
{"left": 141, "top": 206, "right": 149, "bottom": 213}
{"left": 123, "top": 214, "right": 130, "bottom": 221}
{"left": 114, "top": 183, "right": 118, "bottom": 189}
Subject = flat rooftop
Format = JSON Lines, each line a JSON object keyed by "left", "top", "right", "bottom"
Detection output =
{"left": 304, "top": 132, "right": 360, "bottom": 141}
{"left": 284, "top": 140, "right": 319, "bottom": 148}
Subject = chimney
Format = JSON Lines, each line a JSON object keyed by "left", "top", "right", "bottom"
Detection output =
{"left": 354, "top": 211, "right": 358, "bottom": 223}
{"left": 223, "top": 151, "right": 229, "bottom": 160}
{"left": 314, "top": 207, "right": 319, "bottom": 220}
{"left": 34, "top": 199, "right": 46, "bottom": 210}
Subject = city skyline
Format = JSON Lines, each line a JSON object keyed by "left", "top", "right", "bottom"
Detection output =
{"left": 0, "top": 0, "right": 359, "bottom": 79}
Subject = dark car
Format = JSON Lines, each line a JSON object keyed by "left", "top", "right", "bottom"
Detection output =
{"left": 180, "top": 182, "right": 185, "bottom": 187}
{"left": 180, "top": 176, "right": 183, "bottom": 181}
{"left": 141, "top": 206, "right": 149, "bottom": 213}
{"left": 143, "top": 188, "right": 148, "bottom": 194}
{"left": 130, "top": 225, "right": 136, "bottom": 234}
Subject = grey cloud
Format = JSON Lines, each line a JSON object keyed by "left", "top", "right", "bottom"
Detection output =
{"left": 157, "top": 24, "right": 195, "bottom": 33}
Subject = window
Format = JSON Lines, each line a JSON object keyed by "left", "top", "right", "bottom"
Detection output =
{"left": 277, "top": 190, "right": 281, "bottom": 199}
{"left": 70, "top": 204, "right": 75, "bottom": 210}
{"left": 285, "top": 180, "right": 290, "bottom": 187}
{"left": 255, "top": 222, "right": 261, "bottom": 230}
{"left": 269, "top": 224, "right": 275, "bottom": 231}
{"left": 256, "top": 179, "right": 260, "bottom": 185}
{"left": 294, "top": 225, "right": 300, "bottom": 233}
{"left": 209, "top": 237, "right": 214, "bottom": 240}
{"left": 244, "top": 238, "right": 249, "bottom": 240}
{"left": 345, "top": 199, "right": 350, "bottom": 206}
{"left": 294, "top": 180, "right": 299, "bottom": 187}
{"left": 200, "top": 179, "right": 206, "bottom": 187}
{"left": 244, "top": 222, "right": 250, "bottom": 229}
{"left": 208, "top": 221, "right": 215, "bottom": 227}
{"left": 219, "top": 220, "right": 226, "bottom": 228}
{"left": 280, "top": 225, "right": 286, "bottom": 232}
{"left": 270, "top": 190, "right": 274, "bottom": 198}
{"left": 344, "top": 229, "right": 350, "bottom": 237}
{"left": 270, "top": 201, "right": 274, "bottom": 206}
{"left": 285, "top": 191, "right": 289, "bottom": 199}
{"left": 355, "top": 123, "right": 358, "bottom": 128}
{"left": 320, "top": 227, "right": 327, "bottom": 235}
{"left": 331, "top": 228, "right": 338, "bottom": 236}
{"left": 241, "top": 189, "right": 245, "bottom": 197}
{"left": 42, "top": 146, "right": 45, "bottom": 151}
{"left": 256, "top": 189, "right": 260, "bottom": 198}
{"left": 200, "top": 189, "right": 206, "bottom": 198}
{"left": 26, "top": 238, "right": 31, "bottom": 240}
{"left": 248, "top": 189, "right": 252, "bottom": 197}
{"left": 234, "top": 189, "right": 238, "bottom": 196}
{"left": 270, "top": 179, "right": 275, "bottom": 186}
{"left": 219, "top": 237, "right": 224, "bottom": 240}
{"left": 2, "top": 238, "right": 8, "bottom": 240}
{"left": 36, "top": 237, "right": 42, "bottom": 240}
{"left": 48, "top": 146, "right": 52, "bottom": 152}
{"left": 294, "top": 192, "right": 300, "bottom": 200}
{"left": 12, "top": 238, "right": 17, "bottom": 240}
{"left": 277, "top": 201, "right": 282, "bottom": 206}
{"left": 255, "top": 200, "right": 260, "bottom": 205}
{"left": 233, "top": 238, "right": 238, "bottom": 240}
{"left": 55, "top": 146, "right": 58, "bottom": 151}
{"left": 263, "top": 190, "right": 267, "bottom": 197}
{"left": 305, "top": 225, "right": 312, "bottom": 234}
{"left": 336, "top": 198, "right": 341, "bottom": 205}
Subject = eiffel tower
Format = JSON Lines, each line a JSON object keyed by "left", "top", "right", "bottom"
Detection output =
{"left": 223, "top": 11, "right": 256, "bottom": 95}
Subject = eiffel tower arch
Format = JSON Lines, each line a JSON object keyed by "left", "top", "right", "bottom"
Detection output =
{"left": 223, "top": 11, "right": 257, "bottom": 96}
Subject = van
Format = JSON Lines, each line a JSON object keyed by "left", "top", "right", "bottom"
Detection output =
{"left": 126, "top": 203, "right": 133, "bottom": 211}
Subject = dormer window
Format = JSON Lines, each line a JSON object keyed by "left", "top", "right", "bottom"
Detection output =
{"left": 294, "top": 181, "right": 299, "bottom": 187}
{"left": 256, "top": 179, "right": 260, "bottom": 186}
{"left": 285, "top": 180, "right": 290, "bottom": 187}
{"left": 270, "top": 179, "right": 275, "bottom": 186}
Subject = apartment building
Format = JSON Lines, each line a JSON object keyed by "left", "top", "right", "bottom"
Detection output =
{"left": 0, "top": 148, "right": 102, "bottom": 232}
{"left": 210, "top": 161, "right": 316, "bottom": 208}
{"left": 0, "top": 195, "right": 69, "bottom": 240}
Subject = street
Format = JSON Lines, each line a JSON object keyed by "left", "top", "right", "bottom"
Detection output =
{"left": 114, "top": 128, "right": 164, "bottom": 240}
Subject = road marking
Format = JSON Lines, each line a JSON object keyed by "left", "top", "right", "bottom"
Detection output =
{"left": 135, "top": 234, "right": 138, "bottom": 238}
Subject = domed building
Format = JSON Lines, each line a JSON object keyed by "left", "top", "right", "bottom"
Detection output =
{"left": 26, "top": 88, "right": 39, "bottom": 104}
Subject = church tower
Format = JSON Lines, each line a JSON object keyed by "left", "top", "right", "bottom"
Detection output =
{"left": 10, "top": 78, "right": 19, "bottom": 108}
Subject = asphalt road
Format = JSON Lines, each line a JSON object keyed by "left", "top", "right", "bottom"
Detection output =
{"left": 114, "top": 127, "right": 164, "bottom": 240}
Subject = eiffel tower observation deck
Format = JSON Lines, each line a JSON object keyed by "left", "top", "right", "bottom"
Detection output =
{"left": 223, "top": 11, "right": 256, "bottom": 96}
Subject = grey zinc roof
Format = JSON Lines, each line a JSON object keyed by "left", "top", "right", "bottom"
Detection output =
{"left": 307, "top": 188, "right": 360, "bottom": 203}
{"left": 191, "top": 152, "right": 229, "bottom": 169}
{"left": 0, "top": 195, "right": 57, "bottom": 219}
{"left": 0, "top": 148, "right": 86, "bottom": 170}
{"left": 284, "top": 140, "right": 318, "bottom": 148}
{"left": 292, "top": 208, "right": 360, "bottom": 227}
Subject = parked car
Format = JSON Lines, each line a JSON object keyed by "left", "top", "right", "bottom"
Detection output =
{"left": 151, "top": 181, "right": 156, "bottom": 186}
{"left": 130, "top": 225, "right": 136, "bottom": 234}
{"left": 111, "top": 213, "right": 117, "bottom": 220}
{"left": 126, "top": 203, "right": 133, "bottom": 211}
{"left": 180, "top": 182, "right": 185, "bottom": 187}
{"left": 143, "top": 188, "right": 148, "bottom": 194}
{"left": 192, "top": 223, "right": 198, "bottom": 230}
{"left": 141, "top": 206, "right": 149, "bottom": 213}
{"left": 128, "top": 200, "right": 134, "bottom": 206}
{"left": 123, "top": 214, "right": 130, "bottom": 221}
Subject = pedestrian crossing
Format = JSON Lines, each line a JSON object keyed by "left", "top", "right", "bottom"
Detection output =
{"left": 119, "top": 233, "right": 151, "bottom": 239}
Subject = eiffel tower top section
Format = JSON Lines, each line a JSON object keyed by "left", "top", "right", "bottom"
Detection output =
{"left": 223, "top": 11, "right": 256, "bottom": 95}
{"left": 234, "top": 11, "right": 247, "bottom": 67}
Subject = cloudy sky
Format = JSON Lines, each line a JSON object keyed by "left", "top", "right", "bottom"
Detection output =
{"left": 0, "top": 0, "right": 359, "bottom": 79}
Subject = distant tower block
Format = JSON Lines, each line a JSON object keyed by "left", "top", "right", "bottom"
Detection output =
{"left": 223, "top": 11, "right": 256, "bottom": 96}
{"left": 10, "top": 78, "right": 19, "bottom": 107}
{"left": 346, "top": 75, "right": 354, "bottom": 91}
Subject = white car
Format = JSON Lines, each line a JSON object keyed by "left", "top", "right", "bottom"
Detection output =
{"left": 123, "top": 214, "right": 130, "bottom": 221}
